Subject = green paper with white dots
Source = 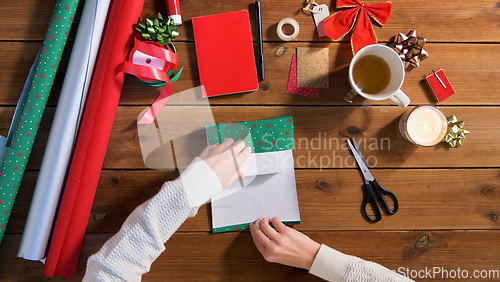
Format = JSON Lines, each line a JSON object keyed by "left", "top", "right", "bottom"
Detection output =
{"left": 0, "top": 0, "right": 80, "bottom": 243}
{"left": 206, "top": 116, "right": 294, "bottom": 153}
{"left": 212, "top": 221, "right": 301, "bottom": 233}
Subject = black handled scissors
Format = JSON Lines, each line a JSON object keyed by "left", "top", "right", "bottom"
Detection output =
{"left": 346, "top": 138, "right": 399, "bottom": 222}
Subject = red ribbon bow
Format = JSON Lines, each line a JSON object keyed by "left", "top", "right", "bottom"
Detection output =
{"left": 323, "top": 0, "right": 392, "bottom": 54}
{"left": 123, "top": 34, "right": 178, "bottom": 124}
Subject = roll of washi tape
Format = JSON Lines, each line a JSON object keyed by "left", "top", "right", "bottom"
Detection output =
{"left": 277, "top": 18, "right": 299, "bottom": 41}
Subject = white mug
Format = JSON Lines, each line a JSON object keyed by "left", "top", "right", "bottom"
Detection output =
{"left": 348, "top": 44, "right": 410, "bottom": 108}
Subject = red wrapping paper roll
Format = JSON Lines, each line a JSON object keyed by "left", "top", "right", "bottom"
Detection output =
{"left": 44, "top": 0, "right": 145, "bottom": 277}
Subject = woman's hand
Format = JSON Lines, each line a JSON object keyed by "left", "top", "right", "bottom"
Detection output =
{"left": 250, "top": 217, "right": 321, "bottom": 270}
{"left": 198, "top": 138, "right": 251, "bottom": 189}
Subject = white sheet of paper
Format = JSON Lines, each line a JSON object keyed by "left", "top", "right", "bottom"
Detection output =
{"left": 212, "top": 151, "right": 284, "bottom": 200}
{"left": 211, "top": 150, "right": 300, "bottom": 229}
{"left": 240, "top": 152, "right": 283, "bottom": 177}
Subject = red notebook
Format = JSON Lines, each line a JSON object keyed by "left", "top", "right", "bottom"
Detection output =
{"left": 193, "top": 11, "right": 259, "bottom": 97}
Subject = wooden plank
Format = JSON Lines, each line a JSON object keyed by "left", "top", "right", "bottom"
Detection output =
{"left": 0, "top": 0, "right": 59, "bottom": 41}
{"left": 0, "top": 106, "right": 497, "bottom": 170}
{"left": 2, "top": 0, "right": 500, "bottom": 43}
{"left": 106, "top": 40, "right": 500, "bottom": 105}
{"left": 1, "top": 230, "right": 499, "bottom": 281}
{"left": 1, "top": 42, "right": 499, "bottom": 106}
{"left": 6, "top": 169, "right": 499, "bottom": 234}
{"left": 106, "top": 106, "right": 499, "bottom": 169}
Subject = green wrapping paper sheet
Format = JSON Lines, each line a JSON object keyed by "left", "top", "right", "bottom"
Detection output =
{"left": 0, "top": 0, "right": 80, "bottom": 243}
{"left": 206, "top": 116, "right": 294, "bottom": 153}
{"left": 207, "top": 116, "right": 300, "bottom": 233}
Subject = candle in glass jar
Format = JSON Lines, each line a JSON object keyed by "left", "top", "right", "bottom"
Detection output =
{"left": 399, "top": 105, "right": 447, "bottom": 146}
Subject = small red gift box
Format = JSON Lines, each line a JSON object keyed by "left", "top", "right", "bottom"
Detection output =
{"left": 425, "top": 69, "right": 456, "bottom": 102}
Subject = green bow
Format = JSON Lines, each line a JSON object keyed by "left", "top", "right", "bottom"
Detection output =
{"left": 134, "top": 13, "right": 183, "bottom": 86}
{"left": 135, "top": 13, "right": 179, "bottom": 46}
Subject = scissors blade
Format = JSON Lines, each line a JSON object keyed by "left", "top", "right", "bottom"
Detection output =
{"left": 347, "top": 139, "right": 374, "bottom": 181}
{"left": 350, "top": 137, "right": 367, "bottom": 166}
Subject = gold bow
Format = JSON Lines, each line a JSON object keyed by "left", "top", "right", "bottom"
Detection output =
{"left": 443, "top": 116, "right": 469, "bottom": 147}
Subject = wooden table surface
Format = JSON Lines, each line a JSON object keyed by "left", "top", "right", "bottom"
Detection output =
{"left": 1, "top": 0, "right": 500, "bottom": 281}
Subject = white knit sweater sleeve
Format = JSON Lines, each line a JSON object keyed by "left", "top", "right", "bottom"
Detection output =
{"left": 82, "top": 157, "right": 222, "bottom": 282}
{"left": 309, "top": 244, "right": 414, "bottom": 282}
{"left": 83, "top": 156, "right": 413, "bottom": 282}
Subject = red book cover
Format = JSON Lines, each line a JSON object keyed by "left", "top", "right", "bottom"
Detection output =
{"left": 193, "top": 11, "right": 259, "bottom": 97}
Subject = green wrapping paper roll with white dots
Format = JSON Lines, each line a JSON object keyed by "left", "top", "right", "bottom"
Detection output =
{"left": 0, "top": 0, "right": 80, "bottom": 243}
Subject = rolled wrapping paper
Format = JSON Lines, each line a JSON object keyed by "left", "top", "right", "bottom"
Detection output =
{"left": 43, "top": 0, "right": 145, "bottom": 277}
{"left": 3, "top": 59, "right": 37, "bottom": 151}
{"left": 0, "top": 136, "right": 6, "bottom": 175}
{"left": 0, "top": 59, "right": 36, "bottom": 157}
{"left": 0, "top": 0, "right": 80, "bottom": 244}
{"left": 0, "top": 137, "right": 5, "bottom": 157}
{"left": 17, "top": 0, "right": 111, "bottom": 261}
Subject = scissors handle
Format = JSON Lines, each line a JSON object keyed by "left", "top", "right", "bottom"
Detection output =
{"left": 371, "top": 179, "right": 399, "bottom": 214}
{"left": 363, "top": 180, "right": 382, "bottom": 222}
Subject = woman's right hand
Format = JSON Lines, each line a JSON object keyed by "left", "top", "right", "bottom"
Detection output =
{"left": 198, "top": 138, "right": 251, "bottom": 189}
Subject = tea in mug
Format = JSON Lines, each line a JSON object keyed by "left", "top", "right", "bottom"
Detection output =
{"left": 352, "top": 54, "right": 391, "bottom": 94}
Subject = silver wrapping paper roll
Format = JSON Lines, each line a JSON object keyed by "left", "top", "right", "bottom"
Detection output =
{"left": 17, "top": 0, "right": 111, "bottom": 261}
{"left": 0, "top": 136, "right": 6, "bottom": 163}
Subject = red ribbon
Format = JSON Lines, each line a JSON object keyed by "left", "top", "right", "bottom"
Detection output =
{"left": 123, "top": 34, "right": 178, "bottom": 124}
{"left": 323, "top": 0, "right": 392, "bottom": 54}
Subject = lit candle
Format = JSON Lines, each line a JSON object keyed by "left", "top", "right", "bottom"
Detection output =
{"left": 399, "top": 105, "right": 447, "bottom": 146}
